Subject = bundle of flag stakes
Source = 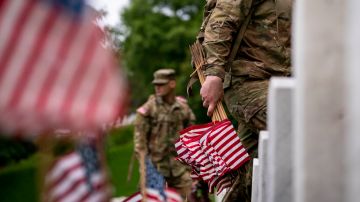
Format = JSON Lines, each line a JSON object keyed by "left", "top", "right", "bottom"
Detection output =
{"left": 123, "top": 156, "right": 183, "bottom": 202}
{"left": 174, "top": 42, "right": 251, "bottom": 194}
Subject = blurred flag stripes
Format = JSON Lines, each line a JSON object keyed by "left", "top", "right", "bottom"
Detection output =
{"left": 123, "top": 157, "right": 183, "bottom": 202}
{"left": 123, "top": 188, "right": 182, "bottom": 202}
{"left": 0, "top": 0, "right": 127, "bottom": 137}
{"left": 44, "top": 142, "right": 112, "bottom": 202}
{"left": 175, "top": 119, "right": 250, "bottom": 194}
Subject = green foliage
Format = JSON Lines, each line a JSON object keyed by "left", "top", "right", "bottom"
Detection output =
{"left": 0, "top": 154, "right": 39, "bottom": 202}
{"left": 105, "top": 125, "right": 140, "bottom": 196}
{"left": 118, "top": 0, "right": 208, "bottom": 122}
{"left": 106, "top": 125, "right": 135, "bottom": 147}
{"left": 0, "top": 137, "right": 37, "bottom": 167}
{"left": 106, "top": 143, "right": 139, "bottom": 197}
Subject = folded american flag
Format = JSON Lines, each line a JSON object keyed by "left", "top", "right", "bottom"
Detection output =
{"left": 44, "top": 142, "right": 112, "bottom": 202}
{"left": 0, "top": 0, "right": 127, "bottom": 137}
{"left": 123, "top": 157, "right": 183, "bottom": 202}
{"left": 175, "top": 119, "right": 250, "bottom": 194}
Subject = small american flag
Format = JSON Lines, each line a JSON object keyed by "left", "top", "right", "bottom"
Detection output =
{"left": 123, "top": 157, "right": 183, "bottom": 202}
{"left": 44, "top": 142, "right": 112, "bottom": 202}
{"left": 123, "top": 188, "right": 183, "bottom": 202}
{"left": 0, "top": 0, "right": 127, "bottom": 137}
{"left": 175, "top": 119, "right": 250, "bottom": 194}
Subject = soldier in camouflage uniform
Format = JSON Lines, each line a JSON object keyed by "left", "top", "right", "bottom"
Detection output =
{"left": 197, "top": 0, "right": 292, "bottom": 201}
{"left": 134, "top": 69, "right": 196, "bottom": 199}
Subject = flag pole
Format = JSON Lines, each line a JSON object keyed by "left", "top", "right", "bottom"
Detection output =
{"left": 139, "top": 151, "right": 147, "bottom": 202}
{"left": 191, "top": 42, "right": 245, "bottom": 198}
{"left": 127, "top": 152, "right": 136, "bottom": 183}
{"left": 36, "top": 131, "right": 55, "bottom": 202}
{"left": 189, "top": 42, "right": 228, "bottom": 122}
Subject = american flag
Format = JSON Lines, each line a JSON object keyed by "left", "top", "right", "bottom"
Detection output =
{"left": 0, "top": 0, "right": 127, "bottom": 137}
{"left": 123, "top": 188, "right": 182, "bottom": 202}
{"left": 175, "top": 119, "right": 250, "bottom": 194}
{"left": 44, "top": 141, "right": 112, "bottom": 202}
{"left": 123, "top": 157, "right": 183, "bottom": 202}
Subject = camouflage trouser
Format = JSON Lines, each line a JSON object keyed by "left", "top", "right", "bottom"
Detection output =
{"left": 223, "top": 76, "right": 268, "bottom": 202}
{"left": 164, "top": 170, "right": 192, "bottom": 199}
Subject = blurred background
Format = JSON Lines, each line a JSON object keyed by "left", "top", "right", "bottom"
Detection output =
{"left": 0, "top": 0, "right": 217, "bottom": 201}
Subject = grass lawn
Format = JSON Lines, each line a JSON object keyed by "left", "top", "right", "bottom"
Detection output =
{"left": 0, "top": 126, "right": 140, "bottom": 201}
{"left": 0, "top": 155, "right": 39, "bottom": 202}
{"left": 106, "top": 142, "right": 140, "bottom": 197}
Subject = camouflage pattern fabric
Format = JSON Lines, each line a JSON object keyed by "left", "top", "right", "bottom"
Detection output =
{"left": 134, "top": 95, "right": 195, "bottom": 197}
{"left": 200, "top": 0, "right": 292, "bottom": 80}
{"left": 197, "top": 0, "right": 292, "bottom": 201}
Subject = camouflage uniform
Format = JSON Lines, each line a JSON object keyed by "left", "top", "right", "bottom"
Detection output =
{"left": 134, "top": 70, "right": 196, "bottom": 198}
{"left": 198, "top": 0, "right": 292, "bottom": 201}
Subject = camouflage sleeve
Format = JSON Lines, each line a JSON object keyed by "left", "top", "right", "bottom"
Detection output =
{"left": 134, "top": 112, "right": 150, "bottom": 157}
{"left": 203, "top": 0, "right": 253, "bottom": 80}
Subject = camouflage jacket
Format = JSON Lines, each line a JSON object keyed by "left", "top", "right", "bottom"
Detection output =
{"left": 199, "top": 0, "right": 292, "bottom": 80}
{"left": 134, "top": 95, "right": 195, "bottom": 177}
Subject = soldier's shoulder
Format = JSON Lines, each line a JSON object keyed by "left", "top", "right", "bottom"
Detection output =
{"left": 176, "top": 96, "right": 191, "bottom": 108}
{"left": 176, "top": 96, "right": 188, "bottom": 103}
{"left": 136, "top": 95, "right": 156, "bottom": 116}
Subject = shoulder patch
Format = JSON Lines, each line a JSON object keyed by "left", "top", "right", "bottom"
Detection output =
{"left": 176, "top": 96, "right": 188, "bottom": 104}
{"left": 136, "top": 106, "right": 149, "bottom": 116}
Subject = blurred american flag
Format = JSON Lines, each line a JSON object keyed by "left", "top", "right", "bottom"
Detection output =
{"left": 44, "top": 142, "right": 112, "bottom": 202}
{"left": 123, "top": 157, "right": 183, "bottom": 202}
{"left": 0, "top": 0, "right": 127, "bottom": 137}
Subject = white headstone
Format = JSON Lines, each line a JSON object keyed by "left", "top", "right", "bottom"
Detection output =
{"left": 267, "top": 77, "right": 295, "bottom": 202}
{"left": 251, "top": 158, "right": 259, "bottom": 202}
{"left": 344, "top": 1, "right": 360, "bottom": 201}
{"left": 293, "top": 0, "right": 346, "bottom": 202}
{"left": 258, "top": 131, "right": 269, "bottom": 202}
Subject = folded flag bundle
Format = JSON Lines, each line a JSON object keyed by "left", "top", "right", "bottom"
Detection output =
{"left": 177, "top": 42, "right": 251, "bottom": 194}
{"left": 175, "top": 119, "right": 250, "bottom": 194}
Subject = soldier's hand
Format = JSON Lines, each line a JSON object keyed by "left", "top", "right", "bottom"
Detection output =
{"left": 200, "top": 76, "right": 223, "bottom": 117}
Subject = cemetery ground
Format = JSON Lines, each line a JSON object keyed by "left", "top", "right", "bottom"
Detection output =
{"left": 0, "top": 126, "right": 140, "bottom": 202}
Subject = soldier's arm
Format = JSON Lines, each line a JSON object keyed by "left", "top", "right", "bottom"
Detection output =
{"left": 134, "top": 111, "right": 151, "bottom": 158}
{"left": 200, "top": 0, "right": 253, "bottom": 116}
{"left": 203, "top": 0, "right": 253, "bottom": 79}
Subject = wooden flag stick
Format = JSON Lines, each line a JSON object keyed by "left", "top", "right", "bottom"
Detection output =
{"left": 139, "top": 151, "right": 147, "bottom": 202}
{"left": 190, "top": 42, "right": 228, "bottom": 122}
{"left": 36, "top": 132, "right": 55, "bottom": 202}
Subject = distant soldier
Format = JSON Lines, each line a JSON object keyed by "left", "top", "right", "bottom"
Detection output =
{"left": 196, "top": 0, "right": 292, "bottom": 201}
{"left": 134, "top": 69, "right": 195, "bottom": 199}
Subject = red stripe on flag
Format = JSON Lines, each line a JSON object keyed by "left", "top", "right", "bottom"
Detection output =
{"left": 0, "top": 0, "right": 6, "bottom": 16}
{"left": 77, "top": 177, "right": 109, "bottom": 202}
{"left": 85, "top": 66, "right": 109, "bottom": 125}
{"left": 35, "top": 17, "right": 79, "bottom": 110}
{"left": 47, "top": 163, "right": 83, "bottom": 192}
{"left": 7, "top": 6, "right": 60, "bottom": 109}
{"left": 0, "top": 0, "right": 127, "bottom": 136}
{"left": 59, "top": 29, "right": 98, "bottom": 118}
{"left": 0, "top": 1, "right": 34, "bottom": 82}
{"left": 52, "top": 175, "right": 86, "bottom": 202}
